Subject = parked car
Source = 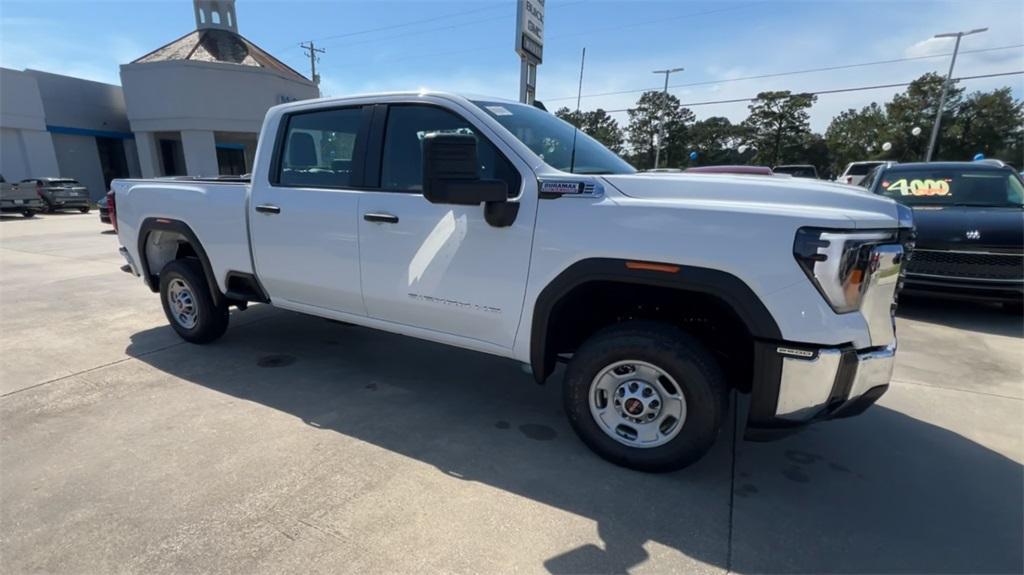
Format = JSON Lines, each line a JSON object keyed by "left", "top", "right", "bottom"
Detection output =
{"left": 773, "top": 164, "right": 819, "bottom": 179}
{"left": 0, "top": 174, "right": 44, "bottom": 217}
{"left": 112, "top": 92, "right": 912, "bottom": 472}
{"left": 837, "top": 161, "right": 888, "bottom": 186}
{"left": 684, "top": 165, "right": 774, "bottom": 176}
{"left": 98, "top": 192, "right": 112, "bottom": 224}
{"left": 862, "top": 161, "right": 1023, "bottom": 311}
{"left": 22, "top": 177, "right": 90, "bottom": 213}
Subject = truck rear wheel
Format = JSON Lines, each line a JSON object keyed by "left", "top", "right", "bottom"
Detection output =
{"left": 159, "top": 258, "right": 229, "bottom": 344}
{"left": 563, "top": 321, "right": 727, "bottom": 472}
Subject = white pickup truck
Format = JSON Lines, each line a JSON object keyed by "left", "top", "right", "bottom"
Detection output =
{"left": 112, "top": 92, "right": 913, "bottom": 471}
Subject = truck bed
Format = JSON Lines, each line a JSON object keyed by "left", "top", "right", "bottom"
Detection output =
{"left": 112, "top": 178, "right": 254, "bottom": 294}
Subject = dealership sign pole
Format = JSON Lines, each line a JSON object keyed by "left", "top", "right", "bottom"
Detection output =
{"left": 516, "top": 0, "right": 544, "bottom": 104}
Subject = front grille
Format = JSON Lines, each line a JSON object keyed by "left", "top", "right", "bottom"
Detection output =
{"left": 907, "top": 250, "right": 1024, "bottom": 281}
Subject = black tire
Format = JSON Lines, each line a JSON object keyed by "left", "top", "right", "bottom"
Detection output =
{"left": 21, "top": 210, "right": 35, "bottom": 218}
{"left": 79, "top": 206, "right": 90, "bottom": 214}
{"left": 1002, "top": 300, "right": 1023, "bottom": 316}
{"left": 159, "top": 258, "right": 229, "bottom": 344}
{"left": 563, "top": 321, "right": 727, "bottom": 473}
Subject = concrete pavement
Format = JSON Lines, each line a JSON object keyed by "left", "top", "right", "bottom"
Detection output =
{"left": 1, "top": 213, "right": 1021, "bottom": 573}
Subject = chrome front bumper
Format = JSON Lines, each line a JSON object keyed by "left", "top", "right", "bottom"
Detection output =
{"left": 775, "top": 343, "right": 895, "bottom": 422}
{"left": 746, "top": 240, "right": 904, "bottom": 438}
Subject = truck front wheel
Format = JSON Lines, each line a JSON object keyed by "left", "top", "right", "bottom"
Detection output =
{"left": 159, "top": 258, "right": 229, "bottom": 344}
{"left": 563, "top": 321, "right": 727, "bottom": 472}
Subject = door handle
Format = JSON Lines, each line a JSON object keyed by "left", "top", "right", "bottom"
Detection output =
{"left": 255, "top": 204, "right": 281, "bottom": 214}
{"left": 363, "top": 212, "right": 399, "bottom": 224}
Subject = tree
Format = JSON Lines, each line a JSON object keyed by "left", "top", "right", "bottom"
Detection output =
{"left": 688, "top": 116, "right": 747, "bottom": 165}
{"left": 741, "top": 91, "right": 817, "bottom": 167}
{"left": 801, "top": 132, "right": 833, "bottom": 179}
{"left": 948, "top": 87, "right": 1024, "bottom": 162}
{"left": 884, "top": 72, "right": 964, "bottom": 161}
{"left": 825, "top": 103, "right": 888, "bottom": 173}
{"left": 625, "top": 91, "right": 695, "bottom": 169}
{"left": 555, "top": 107, "right": 626, "bottom": 154}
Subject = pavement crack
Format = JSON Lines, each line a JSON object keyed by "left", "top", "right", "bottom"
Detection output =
{"left": 0, "top": 312, "right": 278, "bottom": 399}
{"left": 0, "top": 340, "right": 188, "bottom": 399}
{"left": 890, "top": 377, "right": 1023, "bottom": 401}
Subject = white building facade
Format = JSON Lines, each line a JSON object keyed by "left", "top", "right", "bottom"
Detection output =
{"left": 121, "top": 0, "right": 319, "bottom": 178}
{"left": 0, "top": 68, "right": 139, "bottom": 200}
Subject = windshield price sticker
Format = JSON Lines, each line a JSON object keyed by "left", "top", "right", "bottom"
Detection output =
{"left": 882, "top": 178, "right": 951, "bottom": 196}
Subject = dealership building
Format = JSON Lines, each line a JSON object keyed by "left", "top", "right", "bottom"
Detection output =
{"left": 0, "top": 0, "right": 317, "bottom": 199}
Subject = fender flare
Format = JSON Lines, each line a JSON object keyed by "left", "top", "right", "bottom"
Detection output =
{"left": 529, "top": 258, "right": 783, "bottom": 383}
{"left": 137, "top": 217, "right": 223, "bottom": 306}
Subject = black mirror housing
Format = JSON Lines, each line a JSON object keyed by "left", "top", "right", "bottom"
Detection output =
{"left": 422, "top": 133, "right": 507, "bottom": 205}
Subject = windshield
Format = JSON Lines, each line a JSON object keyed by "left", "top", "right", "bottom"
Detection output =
{"left": 875, "top": 168, "right": 1024, "bottom": 207}
{"left": 846, "top": 162, "right": 882, "bottom": 176}
{"left": 471, "top": 100, "right": 635, "bottom": 175}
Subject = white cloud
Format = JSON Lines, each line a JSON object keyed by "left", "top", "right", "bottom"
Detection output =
{"left": 904, "top": 36, "right": 956, "bottom": 59}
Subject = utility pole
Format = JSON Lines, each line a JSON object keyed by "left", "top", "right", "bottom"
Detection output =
{"left": 652, "top": 67, "right": 683, "bottom": 169}
{"left": 300, "top": 41, "right": 326, "bottom": 87}
{"left": 924, "top": 27, "right": 987, "bottom": 162}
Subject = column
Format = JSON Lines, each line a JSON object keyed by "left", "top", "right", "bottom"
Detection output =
{"left": 181, "top": 129, "right": 219, "bottom": 177}
{"left": 134, "top": 131, "right": 162, "bottom": 178}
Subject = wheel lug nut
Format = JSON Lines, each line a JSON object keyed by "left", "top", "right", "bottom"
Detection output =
{"left": 642, "top": 388, "right": 653, "bottom": 397}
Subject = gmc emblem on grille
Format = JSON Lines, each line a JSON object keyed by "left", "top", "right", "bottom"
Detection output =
{"left": 965, "top": 229, "right": 981, "bottom": 240}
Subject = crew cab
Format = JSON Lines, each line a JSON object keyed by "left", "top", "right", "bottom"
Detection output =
{"left": 862, "top": 161, "right": 1023, "bottom": 311}
{"left": 112, "top": 92, "right": 912, "bottom": 472}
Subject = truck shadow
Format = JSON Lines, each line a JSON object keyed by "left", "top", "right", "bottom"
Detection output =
{"left": 127, "top": 311, "right": 1022, "bottom": 573}
{"left": 897, "top": 296, "right": 1023, "bottom": 338}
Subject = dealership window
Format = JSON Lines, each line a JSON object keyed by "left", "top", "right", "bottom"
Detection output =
{"left": 159, "top": 139, "right": 185, "bottom": 176}
{"left": 379, "top": 105, "right": 519, "bottom": 195}
{"left": 217, "top": 146, "right": 246, "bottom": 176}
{"left": 277, "top": 107, "right": 362, "bottom": 188}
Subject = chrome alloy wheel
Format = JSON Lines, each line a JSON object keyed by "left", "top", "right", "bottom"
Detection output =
{"left": 166, "top": 278, "right": 199, "bottom": 329}
{"left": 589, "top": 360, "right": 687, "bottom": 448}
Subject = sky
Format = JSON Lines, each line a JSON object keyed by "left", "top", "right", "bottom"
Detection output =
{"left": 2, "top": 0, "right": 1022, "bottom": 132}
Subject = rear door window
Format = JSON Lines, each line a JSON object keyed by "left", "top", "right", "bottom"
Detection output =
{"left": 277, "top": 107, "right": 364, "bottom": 188}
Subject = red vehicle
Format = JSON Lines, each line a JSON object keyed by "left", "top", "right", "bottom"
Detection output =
{"left": 684, "top": 165, "right": 774, "bottom": 176}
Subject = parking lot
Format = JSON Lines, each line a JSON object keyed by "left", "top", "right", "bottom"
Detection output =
{"left": 1, "top": 213, "right": 1021, "bottom": 573}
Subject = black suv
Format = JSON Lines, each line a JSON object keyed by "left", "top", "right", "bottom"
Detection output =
{"left": 862, "top": 161, "right": 1023, "bottom": 311}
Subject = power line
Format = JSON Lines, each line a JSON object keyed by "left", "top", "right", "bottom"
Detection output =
{"left": 313, "top": 3, "right": 506, "bottom": 43}
{"left": 276, "top": 2, "right": 508, "bottom": 51}
{"left": 598, "top": 70, "right": 1024, "bottom": 113}
{"left": 317, "top": 14, "right": 510, "bottom": 50}
{"left": 547, "top": 44, "right": 1024, "bottom": 102}
{"left": 320, "top": 2, "right": 757, "bottom": 72}
{"left": 307, "top": 0, "right": 587, "bottom": 51}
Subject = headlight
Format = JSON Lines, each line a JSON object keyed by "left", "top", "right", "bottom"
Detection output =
{"left": 794, "top": 228, "right": 896, "bottom": 313}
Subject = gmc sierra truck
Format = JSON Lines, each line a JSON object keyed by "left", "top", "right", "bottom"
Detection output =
{"left": 112, "top": 92, "right": 913, "bottom": 472}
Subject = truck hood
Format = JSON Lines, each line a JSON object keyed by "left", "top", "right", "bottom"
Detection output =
{"left": 600, "top": 173, "right": 901, "bottom": 228}
{"left": 910, "top": 205, "right": 1024, "bottom": 252}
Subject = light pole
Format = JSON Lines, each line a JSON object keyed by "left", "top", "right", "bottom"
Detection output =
{"left": 652, "top": 67, "right": 683, "bottom": 169}
{"left": 924, "top": 27, "right": 987, "bottom": 162}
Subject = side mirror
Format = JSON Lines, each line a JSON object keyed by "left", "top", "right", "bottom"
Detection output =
{"left": 422, "top": 133, "right": 508, "bottom": 205}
